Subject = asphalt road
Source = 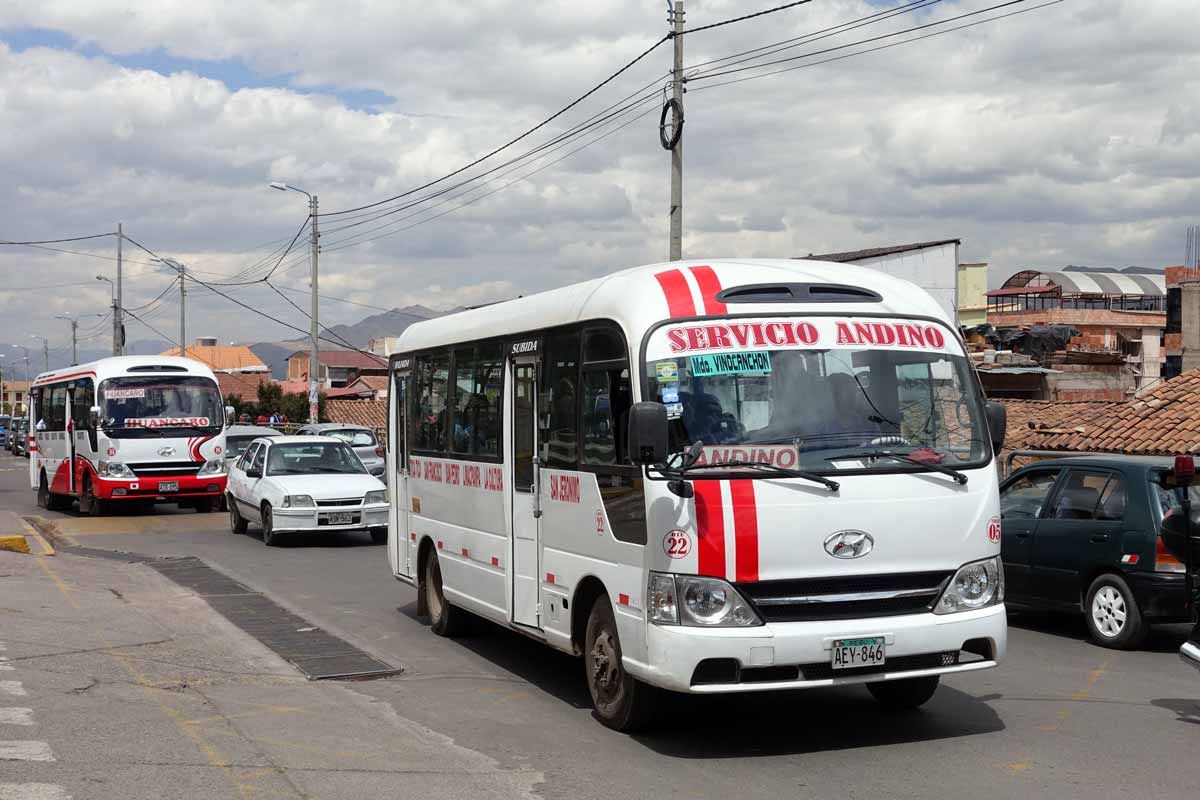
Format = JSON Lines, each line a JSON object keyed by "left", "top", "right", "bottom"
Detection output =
{"left": 3, "top": 453, "right": 1199, "bottom": 799}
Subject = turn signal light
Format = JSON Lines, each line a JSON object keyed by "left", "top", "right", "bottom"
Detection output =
{"left": 375, "top": 446, "right": 384, "bottom": 458}
{"left": 1155, "top": 535, "right": 1185, "bottom": 573}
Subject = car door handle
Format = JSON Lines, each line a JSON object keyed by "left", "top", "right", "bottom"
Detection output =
{"left": 1090, "top": 534, "right": 1108, "bottom": 543}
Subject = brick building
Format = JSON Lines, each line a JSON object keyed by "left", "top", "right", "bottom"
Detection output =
{"left": 286, "top": 349, "right": 388, "bottom": 389}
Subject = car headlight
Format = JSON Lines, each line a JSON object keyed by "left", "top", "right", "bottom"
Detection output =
{"left": 364, "top": 489, "right": 387, "bottom": 505}
{"left": 99, "top": 461, "right": 134, "bottom": 479}
{"left": 647, "top": 572, "right": 762, "bottom": 627}
{"left": 934, "top": 556, "right": 1005, "bottom": 614}
{"left": 198, "top": 458, "right": 225, "bottom": 476}
{"left": 282, "top": 494, "right": 315, "bottom": 508}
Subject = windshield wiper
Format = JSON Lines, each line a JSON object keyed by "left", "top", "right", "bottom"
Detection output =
{"left": 827, "top": 451, "right": 968, "bottom": 485}
{"left": 679, "top": 460, "right": 840, "bottom": 491}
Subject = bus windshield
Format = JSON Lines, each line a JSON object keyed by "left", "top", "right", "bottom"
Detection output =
{"left": 646, "top": 317, "right": 989, "bottom": 473}
{"left": 99, "top": 376, "right": 224, "bottom": 433}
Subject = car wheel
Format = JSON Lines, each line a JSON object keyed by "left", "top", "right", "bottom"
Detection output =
{"left": 370, "top": 527, "right": 387, "bottom": 545}
{"left": 867, "top": 676, "right": 940, "bottom": 710}
{"left": 261, "top": 504, "right": 280, "bottom": 546}
{"left": 424, "top": 549, "right": 467, "bottom": 637}
{"left": 1085, "top": 573, "right": 1146, "bottom": 650}
{"left": 228, "top": 496, "right": 248, "bottom": 534}
{"left": 81, "top": 476, "right": 106, "bottom": 517}
{"left": 194, "top": 497, "right": 215, "bottom": 514}
{"left": 584, "top": 595, "right": 657, "bottom": 732}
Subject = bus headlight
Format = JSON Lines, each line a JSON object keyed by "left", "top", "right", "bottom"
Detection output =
{"left": 934, "top": 556, "right": 1004, "bottom": 614}
{"left": 198, "top": 458, "right": 225, "bottom": 476}
{"left": 364, "top": 490, "right": 388, "bottom": 506}
{"left": 99, "top": 461, "right": 134, "bottom": 479}
{"left": 647, "top": 573, "right": 762, "bottom": 627}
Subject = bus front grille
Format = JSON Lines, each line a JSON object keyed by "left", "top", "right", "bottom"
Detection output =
{"left": 736, "top": 571, "right": 953, "bottom": 623}
{"left": 127, "top": 461, "right": 203, "bottom": 476}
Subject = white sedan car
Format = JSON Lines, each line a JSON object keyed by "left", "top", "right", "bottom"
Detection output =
{"left": 226, "top": 435, "right": 388, "bottom": 546}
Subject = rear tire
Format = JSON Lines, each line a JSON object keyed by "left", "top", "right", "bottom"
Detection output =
{"left": 584, "top": 596, "right": 657, "bottom": 732}
{"left": 1085, "top": 573, "right": 1146, "bottom": 650}
{"left": 81, "top": 476, "right": 106, "bottom": 517}
{"left": 867, "top": 676, "right": 940, "bottom": 710}
{"left": 424, "top": 549, "right": 467, "bottom": 637}
{"left": 229, "top": 497, "right": 248, "bottom": 534}
{"left": 261, "top": 504, "right": 280, "bottom": 546}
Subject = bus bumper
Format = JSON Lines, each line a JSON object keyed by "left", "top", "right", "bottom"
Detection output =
{"left": 632, "top": 603, "right": 1006, "bottom": 694}
{"left": 94, "top": 474, "right": 227, "bottom": 500}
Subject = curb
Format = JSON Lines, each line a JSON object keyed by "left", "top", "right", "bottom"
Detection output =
{"left": 0, "top": 512, "right": 55, "bottom": 556}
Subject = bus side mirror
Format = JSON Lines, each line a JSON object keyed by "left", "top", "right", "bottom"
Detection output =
{"left": 627, "top": 402, "right": 668, "bottom": 466}
{"left": 985, "top": 401, "right": 1006, "bottom": 456}
{"left": 89, "top": 405, "right": 101, "bottom": 428}
{"left": 224, "top": 406, "right": 235, "bottom": 427}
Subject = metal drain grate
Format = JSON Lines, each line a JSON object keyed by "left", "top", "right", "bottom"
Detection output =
{"left": 149, "top": 557, "right": 401, "bottom": 681}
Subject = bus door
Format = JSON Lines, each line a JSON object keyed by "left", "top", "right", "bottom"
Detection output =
{"left": 509, "top": 348, "right": 542, "bottom": 628}
{"left": 389, "top": 359, "right": 413, "bottom": 579}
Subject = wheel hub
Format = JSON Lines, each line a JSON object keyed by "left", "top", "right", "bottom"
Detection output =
{"left": 1092, "top": 586, "right": 1126, "bottom": 637}
{"left": 591, "top": 629, "right": 620, "bottom": 694}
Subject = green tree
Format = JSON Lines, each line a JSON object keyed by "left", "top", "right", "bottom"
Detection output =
{"left": 279, "top": 391, "right": 327, "bottom": 424}
{"left": 256, "top": 381, "right": 284, "bottom": 414}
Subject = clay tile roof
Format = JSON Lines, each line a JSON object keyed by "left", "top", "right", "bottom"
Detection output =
{"left": 160, "top": 345, "right": 268, "bottom": 372}
{"left": 326, "top": 399, "right": 386, "bottom": 429}
{"left": 1005, "top": 370, "right": 1200, "bottom": 456}
{"left": 216, "top": 372, "right": 270, "bottom": 401}
{"left": 291, "top": 349, "right": 387, "bottom": 369}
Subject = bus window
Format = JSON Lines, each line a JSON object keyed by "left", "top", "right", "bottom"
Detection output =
{"left": 414, "top": 352, "right": 450, "bottom": 452}
{"left": 48, "top": 385, "right": 68, "bottom": 430}
{"left": 513, "top": 363, "right": 536, "bottom": 490}
{"left": 542, "top": 331, "right": 579, "bottom": 468}
{"left": 71, "top": 379, "right": 95, "bottom": 429}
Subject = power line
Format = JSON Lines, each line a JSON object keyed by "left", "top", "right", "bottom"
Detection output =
{"left": 0, "top": 240, "right": 157, "bottom": 267}
{"left": 679, "top": 0, "right": 813, "bottom": 34}
{"left": 0, "top": 233, "right": 115, "bottom": 245}
{"left": 688, "top": 0, "right": 1063, "bottom": 93}
{"left": 265, "top": 281, "right": 363, "bottom": 353}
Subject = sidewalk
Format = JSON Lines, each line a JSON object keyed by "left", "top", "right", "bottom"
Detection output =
{"left": 0, "top": 550, "right": 542, "bottom": 800}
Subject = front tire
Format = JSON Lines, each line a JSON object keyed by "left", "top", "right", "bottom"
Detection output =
{"left": 194, "top": 497, "right": 215, "bottom": 514}
{"left": 261, "top": 504, "right": 280, "bottom": 546}
{"left": 80, "top": 476, "right": 106, "bottom": 517}
{"left": 38, "top": 471, "right": 65, "bottom": 512}
{"left": 867, "top": 675, "right": 940, "bottom": 710}
{"left": 1085, "top": 573, "right": 1146, "bottom": 650}
{"left": 584, "top": 596, "right": 656, "bottom": 732}
{"left": 423, "top": 549, "right": 467, "bottom": 637}
{"left": 228, "top": 496, "right": 248, "bottom": 534}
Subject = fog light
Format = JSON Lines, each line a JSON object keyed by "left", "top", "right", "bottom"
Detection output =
{"left": 207, "top": 484, "right": 220, "bottom": 492}
{"left": 112, "top": 488, "right": 127, "bottom": 496}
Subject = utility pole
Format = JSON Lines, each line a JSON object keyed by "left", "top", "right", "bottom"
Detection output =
{"left": 668, "top": 0, "right": 685, "bottom": 262}
{"left": 115, "top": 222, "right": 124, "bottom": 356}
{"left": 56, "top": 316, "right": 79, "bottom": 365}
{"left": 309, "top": 194, "right": 320, "bottom": 424}
{"left": 180, "top": 263, "right": 187, "bottom": 358}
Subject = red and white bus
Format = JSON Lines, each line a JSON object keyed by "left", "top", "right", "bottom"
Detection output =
{"left": 385, "top": 258, "right": 1010, "bottom": 731}
{"left": 29, "top": 356, "right": 230, "bottom": 515}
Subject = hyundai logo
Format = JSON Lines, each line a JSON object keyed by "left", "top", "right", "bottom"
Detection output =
{"left": 157, "top": 446, "right": 176, "bottom": 457}
{"left": 823, "top": 530, "right": 874, "bottom": 559}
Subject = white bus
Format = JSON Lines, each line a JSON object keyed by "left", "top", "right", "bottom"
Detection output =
{"left": 29, "top": 356, "right": 231, "bottom": 515}
{"left": 385, "top": 259, "right": 1008, "bottom": 730}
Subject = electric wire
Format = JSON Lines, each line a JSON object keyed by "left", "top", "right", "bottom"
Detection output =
{"left": 0, "top": 233, "right": 115, "bottom": 245}
{"left": 265, "top": 281, "right": 364, "bottom": 353}
{"left": 678, "top": 0, "right": 814, "bottom": 35}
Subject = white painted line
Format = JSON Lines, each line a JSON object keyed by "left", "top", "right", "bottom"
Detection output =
{"left": 0, "top": 784, "right": 71, "bottom": 800}
{"left": 0, "top": 741, "right": 54, "bottom": 762}
{"left": 0, "top": 683, "right": 26, "bottom": 698}
{"left": 0, "top": 709, "right": 33, "bottom": 726}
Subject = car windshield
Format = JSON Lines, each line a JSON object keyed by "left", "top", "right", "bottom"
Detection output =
{"left": 646, "top": 317, "right": 989, "bottom": 473}
{"left": 325, "top": 429, "right": 377, "bottom": 447}
{"left": 266, "top": 442, "right": 366, "bottom": 475}
{"left": 100, "top": 376, "right": 223, "bottom": 432}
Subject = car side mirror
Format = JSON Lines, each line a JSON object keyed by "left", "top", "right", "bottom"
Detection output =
{"left": 89, "top": 405, "right": 101, "bottom": 428}
{"left": 627, "top": 402, "right": 668, "bottom": 466}
{"left": 245, "top": 467, "right": 262, "bottom": 479}
{"left": 224, "top": 406, "right": 235, "bottom": 427}
{"left": 985, "top": 401, "right": 1006, "bottom": 456}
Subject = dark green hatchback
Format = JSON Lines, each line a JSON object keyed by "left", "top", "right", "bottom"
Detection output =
{"left": 1000, "top": 455, "right": 1191, "bottom": 649}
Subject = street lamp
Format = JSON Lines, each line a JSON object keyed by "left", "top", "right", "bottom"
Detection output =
{"left": 55, "top": 313, "right": 105, "bottom": 366}
{"left": 155, "top": 258, "right": 188, "bottom": 357}
{"left": 11, "top": 346, "right": 30, "bottom": 381}
{"left": 270, "top": 180, "right": 320, "bottom": 424}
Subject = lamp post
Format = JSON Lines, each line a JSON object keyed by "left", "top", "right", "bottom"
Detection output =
{"left": 11, "top": 346, "right": 30, "bottom": 381}
{"left": 156, "top": 258, "right": 188, "bottom": 357}
{"left": 29, "top": 335, "right": 48, "bottom": 372}
{"left": 270, "top": 181, "right": 320, "bottom": 423}
{"left": 96, "top": 274, "right": 121, "bottom": 356}
{"left": 55, "top": 313, "right": 105, "bottom": 366}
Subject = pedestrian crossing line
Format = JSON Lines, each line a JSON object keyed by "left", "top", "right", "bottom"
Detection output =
{"left": 0, "top": 741, "right": 54, "bottom": 761}
{"left": 0, "top": 709, "right": 34, "bottom": 726}
{"left": 0, "top": 784, "right": 70, "bottom": 800}
{"left": 0, "top": 682, "right": 26, "bottom": 697}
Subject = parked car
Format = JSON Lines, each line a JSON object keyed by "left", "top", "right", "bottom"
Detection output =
{"left": 0, "top": 414, "right": 9, "bottom": 449}
{"left": 225, "top": 435, "right": 388, "bottom": 546}
{"left": 295, "top": 423, "right": 385, "bottom": 476}
{"left": 11, "top": 418, "right": 28, "bottom": 457}
{"left": 1000, "top": 455, "right": 1191, "bottom": 649}
{"left": 224, "top": 424, "right": 282, "bottom": 463}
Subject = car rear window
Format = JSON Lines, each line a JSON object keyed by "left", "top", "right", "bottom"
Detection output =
{"left": 327, "top": 429, "right": 378, "bottom": 448}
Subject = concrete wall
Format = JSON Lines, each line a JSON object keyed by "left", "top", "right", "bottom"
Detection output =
{"left": 1181, "top": 281, "right": 1200, "bottom": 373}
{"left": 1046, "top": 364, "right": 1133, "bottom": 401}
{"left": 846, "top": 242, "right": 958, "bottom": 321}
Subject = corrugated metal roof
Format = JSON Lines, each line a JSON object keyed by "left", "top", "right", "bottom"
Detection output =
{"left": 1004, "top": 270, "right": 1166, "bottom": 296}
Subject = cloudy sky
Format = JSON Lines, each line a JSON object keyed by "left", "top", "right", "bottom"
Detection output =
{"left": 0, "top": 0, "right": 1196, "bottom": 360}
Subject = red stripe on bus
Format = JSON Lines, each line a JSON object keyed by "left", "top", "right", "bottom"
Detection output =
{"left": 437, "top": 540, "right": 443, "bottom": 549}
{"left": 546, "top": 573, "right": 555, "bottom": 584}
{"left": 654, "top": 269, "right": 697, "bottom": 318}
{"left": 461, "top": 547, "right": 469, "bottom": 557}
{"left": 410, "top": 532, "right": 416, "bottom": 541}
{"left": 491, "top": 556, "right": 499, "bottom": 567}
{"left": 693, "top": 480, "right": 726, "bottom": 578}
{"left": 618, "top": 593, "right": 630, "bottom": 606}
{"left": 33, "top": 369, "right": 96, "bottom": 387}
{"left": 729, "top": 480, "right": 760, "bottom": 582}
{"left": 688, "top": 265, "right": 727, "bottom": 315}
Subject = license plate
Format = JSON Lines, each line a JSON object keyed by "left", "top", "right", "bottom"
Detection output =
{"left": 831, "top": 637, "right": 886, "bottom": 670}
{"left": 158, "top": 481, "right": 179, "bottom": 492}
{"left": 327, "top": 512, "right": 354, "bottom": 525}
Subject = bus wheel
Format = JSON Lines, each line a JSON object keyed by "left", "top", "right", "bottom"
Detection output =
{"left": 424, "top": 549, "right": 466, "bottom": 637}
{"left": 38, "top": 472, "right": 64, "bottom": 512}
{"left": 867, "top": 676, "right": 940, "bottom": 710}
{"left": 81, "top": 476, "right": 106, "bottom": 517}
{"left": 584, "top": 596, "right": 656, "bottom": 732}
{"left": 194, "top": 497, "right": 215, "bottom": 514}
